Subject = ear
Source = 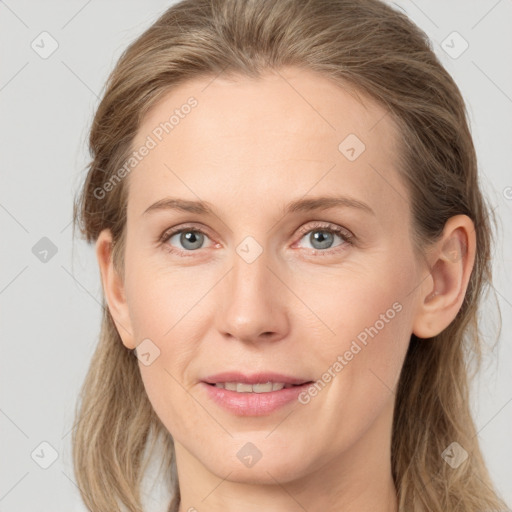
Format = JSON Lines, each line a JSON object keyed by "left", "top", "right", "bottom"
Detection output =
{"left": 412, "top": 214, "right": 476, "bottom": 339}
{"left": 96, "top": 229, "right": 136, "bottom": 350}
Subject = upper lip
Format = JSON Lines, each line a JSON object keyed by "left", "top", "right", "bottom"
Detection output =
{"left": 202, "top": 372, "right": 311, "bottom": 385}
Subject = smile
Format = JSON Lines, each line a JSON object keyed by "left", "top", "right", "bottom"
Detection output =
{"left": 211, "top": 382, "right": 297, "bottom": 392}
{"left": 201, "top": 372, "right": 314, "bottom": 416}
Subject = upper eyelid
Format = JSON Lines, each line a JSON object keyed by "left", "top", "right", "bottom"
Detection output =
{"left": 160, "top": 223, "right": 213, "bottom": 242}
{"left": 295, "top": 221, "right": 351, "bottom": 237}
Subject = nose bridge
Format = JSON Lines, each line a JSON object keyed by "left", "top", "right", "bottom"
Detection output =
{"left": 217, "top": 238, "right": 288, "bottom": 342}
{"left": 231, "top": 242, "right": 269, "bottom": 301}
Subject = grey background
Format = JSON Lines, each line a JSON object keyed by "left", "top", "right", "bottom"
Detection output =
{"left": 1, "top": 1, "right": 511, "bottom": 510}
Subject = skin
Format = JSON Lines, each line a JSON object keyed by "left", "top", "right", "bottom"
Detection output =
{"left": 96, "top": 66, "right": 476, "bottom": 512}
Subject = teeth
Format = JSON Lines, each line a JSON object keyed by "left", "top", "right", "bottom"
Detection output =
{"left": 253, "top": 382, "right": 274, "bottom": 393}
{"left": 212, "top": 382, "right": 291, "bottom": 393}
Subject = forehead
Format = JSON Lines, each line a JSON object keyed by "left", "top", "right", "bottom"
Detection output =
{"left": 128, "top": 66, "right": 409, "bottom": 226}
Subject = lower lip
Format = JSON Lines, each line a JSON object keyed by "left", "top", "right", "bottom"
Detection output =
{"left": 201, "top": 382, "right": 312, "bottom": 416}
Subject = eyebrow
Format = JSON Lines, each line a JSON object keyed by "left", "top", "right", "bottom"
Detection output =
{"left": 142, "top": 195, "right": 375, "bottom": 217}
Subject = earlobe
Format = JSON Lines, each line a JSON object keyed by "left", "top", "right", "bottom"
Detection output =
{"left": 95, "top": 229, "right": 136, "bottom": 349}
{"left": 412, "top": 215, "right": 476, "bottom": 339}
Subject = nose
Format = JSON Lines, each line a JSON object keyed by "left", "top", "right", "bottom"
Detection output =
{"left": 215, "top": 246, "right": 290, "bottom": 345}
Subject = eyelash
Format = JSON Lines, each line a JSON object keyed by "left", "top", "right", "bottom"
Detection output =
{"left": 158, "top": 221, "right": 354, "bottom": 257}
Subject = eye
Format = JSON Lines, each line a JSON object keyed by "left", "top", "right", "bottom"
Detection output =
{"left": 158, "top": 222, "right": 354, "bottom": 257}
{"left": 295, "top": 222, "right": 353, "bottom": 253}
{"left": 159, "top": 225, "right": 214, "bottom": 254}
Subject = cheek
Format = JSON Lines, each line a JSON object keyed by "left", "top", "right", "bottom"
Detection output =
{"left": 124, "top": 251, "right": 207, "bottom": 340}
{"left": 297, "top": 259, "right": 413, "bottom": 352}
{"left": 293, "top": 271, "right": 415, "bottom": 461}
{"left": 301, "top": 249, "right": 416, "bottom": 399}
{"left": 137, "top": 359, "right": 206, "bottom": 452}
{"left": 122, "top": 253, "right": 215, "bottom": 431}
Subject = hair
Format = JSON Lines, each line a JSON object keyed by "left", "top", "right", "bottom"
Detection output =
{"left": 71, "top": 0, "right": 509, "bottom": 511}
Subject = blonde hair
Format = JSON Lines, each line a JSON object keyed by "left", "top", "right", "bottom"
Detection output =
{"left": 72, "top": 0, "right": 509, "bottom": 510}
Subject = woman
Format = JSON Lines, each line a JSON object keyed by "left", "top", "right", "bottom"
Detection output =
{"left": 72, "top": 0, "right": 510, "bottom": 511}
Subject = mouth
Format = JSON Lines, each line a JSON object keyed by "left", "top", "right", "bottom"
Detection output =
{"left": 205, "top": 381, "right": 308, "bottom": 393}
{"left": 201, "top": 372, "right": 314, "bottom": 415}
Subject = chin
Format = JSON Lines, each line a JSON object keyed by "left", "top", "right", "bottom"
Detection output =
{"left": 200, "top": 444, "right": 313, "bottom": 485}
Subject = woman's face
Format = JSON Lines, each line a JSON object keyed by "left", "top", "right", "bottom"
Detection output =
{"left": 103, "top": 67, "right": 429, "bottom": 485}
